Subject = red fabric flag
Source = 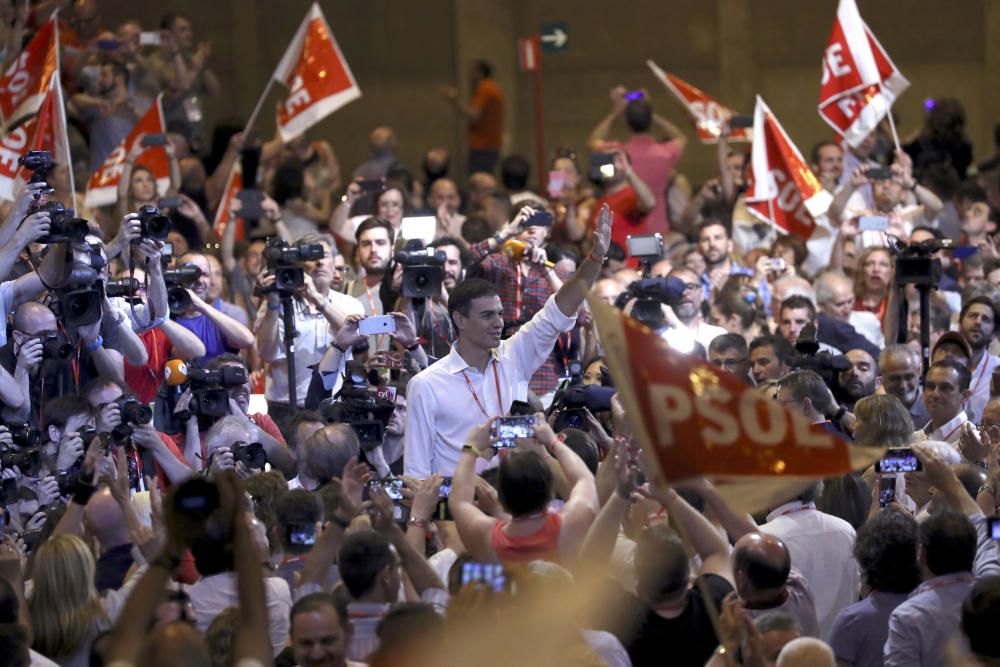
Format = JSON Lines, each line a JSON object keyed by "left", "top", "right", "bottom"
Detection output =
{"left": 646, "top": 60, "right": 750, "bottom": 144}
{"left": 0, "top": 16, "right": 58, "bottom": 130}
{"left": 745, "top": 97, "right": 832, "bottom": 240}
{"left": 85, "top": 96, "right": 169, "bottom": 208}
{"left": 273, "top": 2, "right": 361, "bottom": 142}
{"left": 818, "top": 0, "right": 909, "bottom": 147}
{"left": 213, "top": 161, "right": 245, "bottom": 241}
{"left": 0, "top": 76, "right": 73, "bottom": 201}
{"left": 589, "top": 298, "right": 882, "bottom": 512}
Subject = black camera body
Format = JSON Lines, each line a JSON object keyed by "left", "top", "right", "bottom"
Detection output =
{"left": 0, "top": 444, "right": 40, "bottom": 476}
{"left": 793, "top": 323, "right": 852, "bottom": 389}
{"left": 4, "top": 423, "right": 40, "bottom": 448}
{"left": 549, "top": 384, "right": 616, "bottom": 432}
{"left": 37, "top": 331, "right": 72, "bottom": 363}
{"left": 394, "top": 242, "right": 445, "bottom": 298}
{"left": 893, "top": 239, "right": 948, "bottom": 288}
{"left": 104, "top": 277, "right": 141, "bottom": 300}
{"left": 186, "top": 365, "right": 247, "bottom": 419}
{"left": 319, "top": 361, "right": 396, "bottom": 437}
{"left": 18, "top": 150, "right": 52, "bottom": 183}
{"left": 135, "top": 204, "right": 171, "bottom": 242}
{"left": 616, "top": 277, "right": 686, "bottom": 328}
{"left": 255, "top": 238, "right": 326, "bottom": 295}
{"left": 231, "top": 441, "right": 267, "bottom": 470}
{"left": 163, "top": 262, "right": 202, "bottom": 315}
{"left": 33, "top": 201, "right": 89, "bottom": 245}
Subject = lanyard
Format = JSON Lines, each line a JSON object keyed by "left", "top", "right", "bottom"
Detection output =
{"left": 776, "top": 503, "right": 815, "bottom": 518}
{"left": 920, "top": 573, "right": 972, "bottom": 594}
{"left": 462, "top": 361, "right": 503, "bottom": 419}
{"left": 971, "top": 353, "right": 990, "bottom": 397}
{"left": 514, "top": 267, "right": 523, "bottom": 323}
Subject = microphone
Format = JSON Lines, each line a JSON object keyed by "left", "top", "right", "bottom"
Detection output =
{"left": 503, "top": 238, "right": 555, "bottom": 268}
{"left": 164, "top": 359, "right": 189, "bottom": 386}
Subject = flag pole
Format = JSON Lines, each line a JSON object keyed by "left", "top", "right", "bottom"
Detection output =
{"left": 886, "top": 111, "right": 901, "bottom": 152}
{"left": 243, "top": 76, "right": 277, "bottom": 142}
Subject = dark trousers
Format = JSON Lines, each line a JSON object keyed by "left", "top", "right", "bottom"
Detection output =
{"left": 467, "top": 148, "right": 499, "bottom": 176}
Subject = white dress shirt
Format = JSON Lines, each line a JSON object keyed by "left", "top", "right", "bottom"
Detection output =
{"left": 188, "top": 572, "right": 292, "bottom": 656}
{"left": 967, "top": 351, "right": 1000, "bottom": 424}
{"left": 404, "top": 294, "right": 577, "bottom": 478}
{"left": 759, "top": 501, "right": 860, "bottom": 640}
{"left": 916, "top": 410, "right": 970, "bottom": 447}
{"left": 848, "top": 310, "right": 884, "bottom": 348}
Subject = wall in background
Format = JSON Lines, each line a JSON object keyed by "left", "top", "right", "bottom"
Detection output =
{"left": 96, "top": 0, "right": 999, "bottom": 189}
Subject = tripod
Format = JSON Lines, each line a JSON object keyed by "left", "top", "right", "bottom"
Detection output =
{"left": 895, "top": 282, "right": 933, "bottom": 377}
{"left": 279, "top": 291, "right": 299, "bottom": 409}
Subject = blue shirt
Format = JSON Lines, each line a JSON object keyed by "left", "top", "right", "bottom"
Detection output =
{"left": 829, "top": 591, "right": 908, "bottom": 667}
{"left": 700, "top": 263, "right": 772, "bottom": 310}
{"left": 174, "top": 312, "right": 230, "bottom": 361}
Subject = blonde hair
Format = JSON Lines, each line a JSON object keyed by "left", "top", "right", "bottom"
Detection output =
{"left": 29, "top": 535, "right": 106, "bottom": 659}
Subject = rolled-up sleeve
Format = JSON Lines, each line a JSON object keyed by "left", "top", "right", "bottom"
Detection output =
{"left": 971, "top": 513, "right": 1000, "bottom": 579}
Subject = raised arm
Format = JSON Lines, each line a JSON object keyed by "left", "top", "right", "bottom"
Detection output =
{"left": 159, "top": 318, "right": 206, "bottom": 359}
{"left": 187, "top": 292, "right": 254, "bottom": 350}
{"left": 650, "top": 483, "right": 734, "bottom": 582}
{"left": 587, "top": 86, "right": 627, "bottom": 151}
{"left": 555, "top": 204, "right": 613, "bottom": 317}
{"left": 449, "top": 423, "right": 498, "bottom": 561}
{"left": 651, "top": 112, "right": 688, "bottom": 150}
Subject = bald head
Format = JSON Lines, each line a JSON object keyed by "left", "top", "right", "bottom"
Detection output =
{"left": 369, "top": 127, "right": 396, "bottom": 156}
{"left": 13, "top": 301, "right": 56, "bottom": 335}
{"left": 139, "top": 622, "right": 211, "bottom": 667}
{"left": 83, "top": 488, "right": 130, "bottom": 549}
{"left": 733, "top": 533, "right": 791, "bottom": 601}
{"left": 427, "top": 178, "right": 461, "bottom": 214}
{"left": 775, "top": 638, "right": 835, "bottom": 667}
{"left": 771, "top": 276, "right": 814, "bottom": 317}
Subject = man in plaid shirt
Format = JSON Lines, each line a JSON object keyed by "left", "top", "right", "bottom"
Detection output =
{"left": 466, "top": 201, "right": 575, "bottom": 398}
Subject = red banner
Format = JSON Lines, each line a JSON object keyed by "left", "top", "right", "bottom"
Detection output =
{"left": 745, "top": 96, "right": 832, "bottom": 240}
{"left": 589, "top": 298, "right": 882, "bottom": 512}
{"left": 273, "top": 2, "right": 361, "bottom": 142}
{"left": 646, "top": 60, "right": 750, "bottom": 144}
{"left": 85, "top": 95, "right": 169, "bottom": 208}
{"left": 0, "top": 76, "right": 73, "bottom": 201}
{"left": 213, "top": 161, "right": 244, "bottom": 241}
{"left": 0, "top": 17, "right": 57, "bottom": 130}
{"left": 818, "top": 0, "right": 908, "bottom": 147}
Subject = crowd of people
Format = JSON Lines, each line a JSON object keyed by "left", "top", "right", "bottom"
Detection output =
{"left": 2, "top": 1, "right": 1000, "bottom": 666}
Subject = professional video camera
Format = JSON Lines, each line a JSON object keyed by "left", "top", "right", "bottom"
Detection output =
{"left": 892, "top": 238, "right": 952, "bottom": 287}
{"left": 792, "top": 322, "right": 851, "bottom": 388}
{"left": 163, "top": 262, "right": 202, "bottom": 314}
{"left": 615, "top": 276, "right": 687, "bottom": 328}
{"left": 394, "top": 240, "right": 445, "bottom": 298}
{"left": 134, "top": 204, "right": 171, "bottom": 242}
{"left": 254, "top": 238, "right": 325, "bottom": 295}
{"left": 49, "top": 243, "right": 106, "bottom": 327}
{"left": 186, "top": 366, "right": 247, "bottom": 419}
{"left": 320, "top": 361, "right": 396, "bottom": 449}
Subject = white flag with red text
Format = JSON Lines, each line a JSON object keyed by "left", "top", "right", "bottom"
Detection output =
{"left": 746, "top": 97, "right": 832, "bottom": 239}
{"left": 646, "top": 60, "right": 751, "bottom": 144}
{"left": 85, "top": 95, "right": 170, "bottom": 208}
{"left": 0, "top": 76, "right": 74, "bottom": 201}
{"left": 818, "top": 0, "right": 909, "bottom": 147}
{"left": 0, "top": 16, "right": 58, "bottom": 131}
{"left": 273, "top": 2, "right": 360, "bottom": 142}
{"left": 213, "top": 160, "right": 244, "bottom": 240}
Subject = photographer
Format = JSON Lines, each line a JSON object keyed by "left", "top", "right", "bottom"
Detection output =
{"left": 82, "top": 377, "right": 191, "bottom": 488}
{"left": 397, "top": 236, "right": 466, "bottom": 356}
{"left": 172, "top": 251, "right": 254, "bottom": 359}
{"left": 255, "top": 232, "right": 364, "bottom": 421}
{"left": 172, "top": 354, "right": 295, "bottom": 477}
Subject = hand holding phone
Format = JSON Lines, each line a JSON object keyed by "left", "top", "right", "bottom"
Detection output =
{"left": 879, "top": 475, "right": 896, "bottom": 508}
{"left": 491, "top": 415, "right": 537, "bottom": 447}
{"left": 358, "top": 315, "right": 396, "bottom": 336}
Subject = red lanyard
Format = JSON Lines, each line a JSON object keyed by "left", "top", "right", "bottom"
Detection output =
{"left": 921, "top": 573, "right": 972, "bottom": 593}
{"left": 514, "top": 268, "right": 523, "bottom": 322}
{"left": 971, "top": 353, "right": 990, "bottom": 397}
{"left": 776, "top": 503, "right": 814, "bottom": 517}
{"left": 462, "top": 361, "right": 503, "bottom": 418}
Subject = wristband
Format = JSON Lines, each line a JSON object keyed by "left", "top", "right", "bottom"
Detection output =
{"left": 409, "top": 516, "right": 430, "bottom": 531}
{"left": 72, "top": 478, "right": 97, "bottom": 506}
{"left": 333, "top": 342, "right": 349, "bottom": 353}
{"left": 589, "top": 253, "right": 607, "bottom": 264}
{"left": 406, "top": 342, "right": 421, "bottom": 352}
{"left": 462, "top": 444, "right": 483, "bottom": 457}
{"left": 493, "top": 231, "right": 506, "bottom": 245}
{"left": 979, "top": 484, "right": 997, "bottom": 497}
{"left": 85, "top": 335, "right": 103, "bottom": 351}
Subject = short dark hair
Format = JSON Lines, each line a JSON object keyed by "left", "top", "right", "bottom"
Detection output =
{"left": 205, "top": 353, "right": 245, "bottom": 373}
{"left": 460, "top": 216, "right": 491, "bottom": 244}
{"left": 624, "top": 99, "right": 653, "bottom": 133}
{"left": 291, "top": 592, "right": 339, "bottom": 632}
{"left": 355, "top": 217, "right": 395, "bottom": 246}
{"left": 749, "top": 334, "right": 796, "bottom": 366}
{"left": 695, "top": 218, "right": 730, "bottom": 241}
{"left": 275, "top": 490, "right": 323, "bottom": 553}
{"left": 287, "top": 410, "right": 326, "bottom": 451}
{"left": 500, "top": 155, "right": 530, "bottom": 191}
{"left": 473, "top": 60, "right": 493, "bottom": 78}
{"left": 780, "top": 295, "right": 817, "bottom": 320}
{"left": 911, "top": 225, "right": 945, "bottom": 241}
{"left": 159, "top": 12, "right": 189, "bottom": 30}
{"left": 431, "top": 236, "right": 471, "bottom": 267}
{"left": 709, "top": 332, "right": 748, "bottom": 357}
{"left": 447, "top": 278, "right": 499, "bottom": 332}
{"left": 375, "top": 601, "right": 443, "bottom": 645}
{"left": 810, "top": 140, "right": 841, "bottom": 166}
{"left": 778, "top": 370, "right": 833, "bottom": 413}
{"left": 558, "top": 428, "right": 599, "bottom": 474}
{"left": 920, "top": 509, "right": 977, "bottom": 577}
{"left": 497, "top": 449, "right": 553, "bottom": 516}
{"left": 43, "top": 396, "right": 93, "bottom": 432}
{"left": 928, "top": 358, "right": 973, "bottom": 392}
{"left": 854, "top": 509, "right": 920, "bottom": 593}
{"left": 635, "top": 523, "right": 689, "bottom": 604}
{"left": 103, "top": 60, "right": 129, "bottom": 86}
{"left": 190, "top": 513, "right": 234, "bottom": 576}
{"left": 960, "top": 296, "right": 999, "bottom": 336}
{"left": 963, "top": 576, "right": 1000, "bottom": 658}
{"left": 271, "top": 159, "right": 305, "bottom": 205}
{"left": 734, "top": 541, "right": 791, "bottom": 591}
{"left": 0, "top": 623, "right": 29, "bottom": 667}
{"left": 338, "top": 531, "right": 394, "bottom": 599}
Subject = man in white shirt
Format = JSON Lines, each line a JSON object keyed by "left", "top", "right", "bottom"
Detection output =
{"left": 667, "top": 266, "right": 726, "bottom": 352}
{"left": 916, "top": 359, "right": 973, "bottom": 447}
{"left": 404, "top": 204, "right": 614, "bottom": 478}
{"left": 759, "top": 483, "right": 860, "bottom": 641}
{"left": 958, "top": 297, "right": 1000, "bottom": 423}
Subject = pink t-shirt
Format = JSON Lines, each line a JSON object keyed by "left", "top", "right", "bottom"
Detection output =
{"left": 603, "top": 135, "right": 683, "bottom": 233}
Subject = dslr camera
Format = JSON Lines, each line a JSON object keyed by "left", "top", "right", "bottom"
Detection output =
{"left": 134, "top": 204, "right": 171, "bottom": 242}
{"left": 163, "top": 262, "right": 202, "bottom": 314}
{"left": 394, "top": 240, "right": 445, "bottom": 298}
{"left": 792, "top": 323, "right": 851, "bottom": 388}
{"left": 230, "top": 441, "right": 267, "bottom": 470}
{"left": 254, "top": 238, "right": 325, "bottom": 295}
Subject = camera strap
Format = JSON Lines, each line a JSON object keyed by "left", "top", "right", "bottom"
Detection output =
{"left": 462, "top": 361, "right": 503, "bottom": 419}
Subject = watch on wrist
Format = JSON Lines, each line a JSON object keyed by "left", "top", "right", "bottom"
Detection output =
{"left": 979, "top": 483, "right": 997, "bottom": 497}
{"left": 493, "top": 231, "right": 506, "bottom": 245}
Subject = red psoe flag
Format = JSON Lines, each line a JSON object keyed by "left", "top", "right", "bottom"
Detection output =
{"left": 0, "top": 16, "right": 58, "bottom": 130}
{"left": 0, "top": 76, "right": 74, "bottom": 201}
{"left": 818, "top": 0, "right": 908, "bottom": 147}
{"left": 213, "top": 161, "right": 244, "bottom": 241}
{"left": 274, "top": 2, "right": 361, "bottom": 142}
{"left": 646, "top": 60, "right": 750, "bottom": 144}
{"left": 85, "top": 95, "right": 170, "bottom": 208}
{"left": 745, "top": 97, "right": 832, "bottom": 240}
{"left": 589, "top": 298, "right": 882, "bottom": 513}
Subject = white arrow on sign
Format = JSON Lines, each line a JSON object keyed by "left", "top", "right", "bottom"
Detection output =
{"left": 541, "top": 28, "right": 567, "bottom": 49}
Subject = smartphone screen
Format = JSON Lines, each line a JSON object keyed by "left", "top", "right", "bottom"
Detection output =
{"left": 879, "top": 475, "right": 896, "bottom": 508}
{"left": 858, "top": 215, "right": 889, "bottom": 232}
{"left": 461, "top": 562, "right": 507, "bottom": 592}
{"left": 547, "top": 170, "right": 566, "bottom": 198}
{"left": 989, "top": 517, "right": 1000, "bottom": 540}
{"left": 491, "top": 415, "right": 536, "bottom": 444}
{"left": 286, "top": 523, "right": 316, "bottom": 546}
{"left": 866, "top": 166, "right": 893, "bottom": 180}
{"left": 877, "top": 448, "right": 922, "bottom": 474}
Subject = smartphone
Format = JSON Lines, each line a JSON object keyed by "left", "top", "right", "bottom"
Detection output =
{"left": 97, "top": 38, "right": 119, "bottom": 51}
{"left": 139, "top": 31, "right": 161, "bottom": 46}
{"left": 286, "top": 523, "right": 316, "bottom": 546}
{"left": 237, "top": 190, "right": 265, "bottom": 220}
{"left": 524, "top": 210, "right": 554, "bottom": 228}
{"left": 435, "top": 479, "right": 453, "bottom": 521}
{"left": 547, "top": 170, "right": 566, "bottom": 198}
{"left": 357, "top": 178, "right": 386, "bottom": 194}
{"left": 491, "top": 415, "right": 536, "bottom": 446}
{"left": 400, "top": 216, "right": 436, "bottom": 244}
{"left": 589, "top": 153, "right": 615, "bottom": 181}
{"left": 866, "top": 166, "right": 893, "bottom": 180}
{"left": 438, "top": 478, "right": 453, "bottom": 498}
{"left": 161, "top": 241, "right": 174, "bottom": 258}
{"left": 879, "top": 475, "right": 896, "bottom": 508}
{"left": 624, "top": 90, "right": 644, "bottom": 101}
{"left": 141, "top": 133, "right": 170, "bottom": 147}
{"left": 359, "top": 315, "right": 396, "bottom": 336}
{"left": 461, "top": 562, "right": 507, "bottom": 592}
{"left": 876, "top": 448, "right": 922, "bottom": 474}
{"left": 508, "top": 400, "right": 534, "bottom": 417}
{"left": 158, "top": 197, "right": 182, "bottom": 210}
{"left": 858, "top": 215, "right": 889, "bottom": 232}
{"left": 381, "top": 478, "right": 404, "bottom": 502}
{"left": 729, "top": 114, "right": 754, "bottom": 129}
{"left": 989, "top": 516, "right": 1000, "bottom": 540}
{"left": 626, "top": 233, "right": 663, "bottom": 259}
{"left": 770, "top": 257, "right": 787, "bottom": 273}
